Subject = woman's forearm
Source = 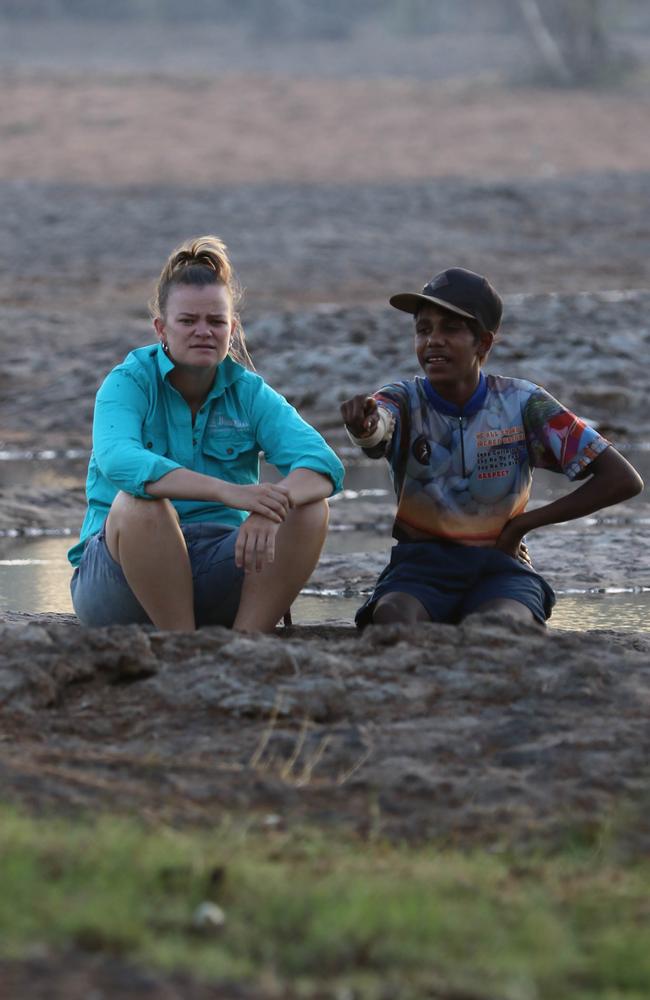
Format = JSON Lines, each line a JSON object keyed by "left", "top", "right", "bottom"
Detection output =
{"left": 144, "top": 467, "right": 229, "bottom": 502}
{"left": 277, "top": 468, "right": 334, "bottom": 506}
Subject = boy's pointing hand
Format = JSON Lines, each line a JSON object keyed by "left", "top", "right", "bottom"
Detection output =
{"left": 340, "top": 395, "right": 379, "bottom": 438}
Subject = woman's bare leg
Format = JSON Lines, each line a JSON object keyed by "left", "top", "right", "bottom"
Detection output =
{"left": 233, "top": 499, "right": 329, "bottom": 633}
{"left": 105, "top": 492, "right": 196, "bottom": 630}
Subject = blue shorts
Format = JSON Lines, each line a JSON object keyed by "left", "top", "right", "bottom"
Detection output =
{"left": 70, "top": 522, "right": 244, "bottom": 628}
{"left": 355, "top": 539, "right": 555, "bottom": 628}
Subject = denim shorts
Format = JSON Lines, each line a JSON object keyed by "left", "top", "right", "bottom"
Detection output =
{"left": 355, "top": 539, "right": 556, "bottom": 628}
{"left": 70, "top": 522, "right": 244, "bottom": 628}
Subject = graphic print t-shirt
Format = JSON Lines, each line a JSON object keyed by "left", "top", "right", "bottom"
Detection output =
{"left": 373, "top": 374, "right": 609, "bottom": 545}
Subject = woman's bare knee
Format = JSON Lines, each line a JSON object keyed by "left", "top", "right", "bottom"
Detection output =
{"left": 106, "top": 494, "right": 179, "bottom": 562}
{"left": 109, "top": 493, "right": 176, "bottom": 529}
{"left": 289, "top": 497, "right": 329, "bottom": 530}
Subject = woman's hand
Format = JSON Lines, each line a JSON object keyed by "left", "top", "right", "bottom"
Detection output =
{"left": 340, "top": 395, "right": 379, "bottom": 438}
{"left": 235, "top": 513, "right": 281, "bottom": 573}
{"left": 220, "top": 482, "right": 292, "bottom": 522}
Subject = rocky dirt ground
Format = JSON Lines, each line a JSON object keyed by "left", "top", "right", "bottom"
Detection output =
{"left": 0, "top": 16, "right": 649, "bottom": 998}
{"left": 2, "top": 612, "right": 649, "bottom": 852}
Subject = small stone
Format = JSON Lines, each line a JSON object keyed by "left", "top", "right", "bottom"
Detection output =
{"left": 191, "top": 901, "right": 226, "bottom": 932}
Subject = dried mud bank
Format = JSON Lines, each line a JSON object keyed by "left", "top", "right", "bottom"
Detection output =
{"left": 2, "top": 288, "right": 649, "bottom": 458}
{"left": 1, "top": 614, "right": 649, "bottom": 852}
{"left": 2, "top": 172, "right": 650, "bottom": 314}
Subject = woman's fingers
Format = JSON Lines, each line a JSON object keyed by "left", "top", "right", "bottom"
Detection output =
{"left": 254, "top": 486, "right": 290, "bottom": 521}
{"left": 261, "top": 525, "right": 276, "bottom": 571}
{"left": 236, "top": 517, "right": 279, "bottom": 573}
{"left": 229, "top": 482, "right": 292, "bottom": 519}
{"left": 251, "top": 498, "right": 284, "bottom": 521}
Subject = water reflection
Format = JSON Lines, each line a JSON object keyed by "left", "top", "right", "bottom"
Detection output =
{"left": 0, "top": 536, "right": 75, "bottom": 614}
{"left": 1, "top": 535, "right": 649, "bottom": 631}
{"left": 0, "top": 443, "right": 647, "bottom": 627}
{"left": 295, "top": 591, "right": 650, "bottom": 632}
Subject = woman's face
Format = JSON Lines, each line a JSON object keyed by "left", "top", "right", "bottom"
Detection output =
{"left": 154, "top": 282, "right": 235, "bottom": 371}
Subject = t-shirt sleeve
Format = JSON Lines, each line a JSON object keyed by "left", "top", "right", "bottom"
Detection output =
{"left": 248, "top": 379, "right": 345, "bottom": 494}
{"left": 92, "top": 368, "right": 182, "bottom": 497}
{"left": 523, "top": 386, "right": 610, "bottom": 480}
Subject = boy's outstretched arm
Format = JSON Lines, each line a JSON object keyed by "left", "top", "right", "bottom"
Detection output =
{"left": 496, "top": 447, "right": 644, "bottom": 557}
{"left": 340, "top": 394, "right": 395, "bottom": 456}
{"left": 340, "top": 394, "right": 380, "bottom": 438}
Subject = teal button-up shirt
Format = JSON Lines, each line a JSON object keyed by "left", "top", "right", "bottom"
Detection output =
{"left": 68, "top": 344, "right": 344, "bottom": 566}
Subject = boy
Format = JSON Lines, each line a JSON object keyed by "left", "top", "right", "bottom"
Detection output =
{"left": 341, "top": 267, "right": 643, "bottom": 627}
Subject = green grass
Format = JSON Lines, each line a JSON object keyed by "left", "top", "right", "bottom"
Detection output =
{"left": 0, "top": 805, "right": 649, "bottom": 999}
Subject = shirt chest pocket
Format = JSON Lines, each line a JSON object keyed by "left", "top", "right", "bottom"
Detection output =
{"left": 202, "top": 431, "right": 260, "bottom": 481}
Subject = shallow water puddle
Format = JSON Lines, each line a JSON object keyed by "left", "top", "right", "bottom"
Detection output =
{"left": 1, "top": 534, "right": 649, "bottom": 632}
{"left": 0, "top": 447, "right": 648, "bottom": 630}
{"left": 294, "top": 590, "right": 650, "bottom": 632}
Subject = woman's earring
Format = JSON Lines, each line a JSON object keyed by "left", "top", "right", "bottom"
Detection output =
{"left": 161, "top": 341, "right": 169, "bottom": 354}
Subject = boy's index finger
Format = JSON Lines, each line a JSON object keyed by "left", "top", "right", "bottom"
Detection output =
{"left": 362, "top": 396, "right": 379, "bottom": 429}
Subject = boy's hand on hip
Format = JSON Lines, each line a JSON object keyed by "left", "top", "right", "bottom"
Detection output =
{"left": 516, "top": 541, "right": 532, "bottom": 566}
{"left": 340, "top": 395, "right": 379, "bottom": 438}
{"left": 495, "top": 517, "right": 529, "bottom": 562}
{"left": 235, "top": 514, "right": 281, "bottom": 573}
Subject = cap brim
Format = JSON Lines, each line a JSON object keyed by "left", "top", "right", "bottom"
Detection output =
{"left": 389, "top": 292, "right": 475, "bottom": 321}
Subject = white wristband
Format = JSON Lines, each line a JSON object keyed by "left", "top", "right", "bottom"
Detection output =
{"left": 345, "top": 407, "right": 395, "bottom": 449}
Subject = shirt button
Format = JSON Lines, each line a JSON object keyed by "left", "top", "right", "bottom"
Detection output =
{"left": 146, "top": 441, "right": 153, "bottom": 449}
{"left": 226, "top": 447, "right": 234, "bottom": 455}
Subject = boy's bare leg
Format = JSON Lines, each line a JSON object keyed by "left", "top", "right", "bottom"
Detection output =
{"left": 463, "top": 598, "right": 539, "bottom": 625}
{"left": 233, "top": 500, "right": 329, "bottom": 633}
{"left": 372, "top": 592, "right": 432, "bottom": 624}
{"left": 105, "top": 492, "right": 196, "bottom": 631}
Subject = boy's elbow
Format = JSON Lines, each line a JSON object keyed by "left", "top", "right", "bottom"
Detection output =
{"left": 627, "top": 469, "right": 644, "bottom": 498}
{"left": 612, "top": 466, "right": 643, "bottom": 502}
{"left": 594, "top": 448, "right": 644, "bottom": 502}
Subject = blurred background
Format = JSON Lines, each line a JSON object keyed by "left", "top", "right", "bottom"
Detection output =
{"left": 0, "top": 0, "right": 649, "bottom": 622}
{"left": 1, "top": 0, "right": 649, "bottom": 311}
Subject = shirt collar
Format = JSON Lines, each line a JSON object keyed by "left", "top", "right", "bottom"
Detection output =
{"left": 422, "top": 371, "right": 487, "bottom": 417}
{"left": 155, "top": 343, "right": 245, "bottom": 397}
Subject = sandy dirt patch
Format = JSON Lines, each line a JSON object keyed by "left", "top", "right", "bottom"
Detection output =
{"left": 2, "top": 74, "right": 650, "bottom": 186}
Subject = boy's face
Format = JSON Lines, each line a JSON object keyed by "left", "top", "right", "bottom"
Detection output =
{"left": 414, "top": 304, "right": 493, "bottom": 398}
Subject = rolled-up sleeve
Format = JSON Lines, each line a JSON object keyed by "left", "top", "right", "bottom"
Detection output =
{"left": 93, "top": 370, "right": 182, "bottom": 497}
{"left": 249, "top": 380, "right": 344, "bottom": 494}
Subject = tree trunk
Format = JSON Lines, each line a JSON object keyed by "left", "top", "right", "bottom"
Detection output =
{"left": 517, "top": 0, "right": 573, "bottom": 83}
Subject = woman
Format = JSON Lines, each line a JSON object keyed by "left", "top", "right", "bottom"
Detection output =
{"left": 69, "top": 236, "right": 344, "bottom": 632}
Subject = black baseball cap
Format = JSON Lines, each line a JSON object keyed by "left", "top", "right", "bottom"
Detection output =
{"left": 389, "top": 267, "right": 503, "bottom": 333}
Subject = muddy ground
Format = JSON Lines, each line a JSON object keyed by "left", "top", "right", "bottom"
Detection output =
{"left": 2, "top": 611, "right": 649, "bottom": 850}
{"left": 0, "top": 17, "right": 649, "bottom": 998}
